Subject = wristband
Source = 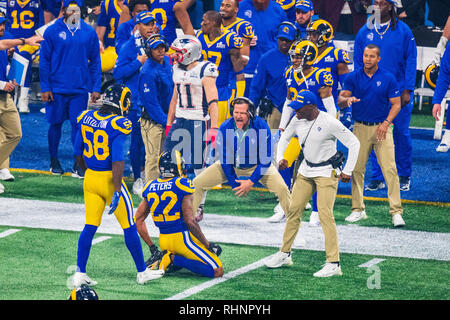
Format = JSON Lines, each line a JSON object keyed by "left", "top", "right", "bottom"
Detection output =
{"left": 207, "top": 99, "right": 218, "bottom": 106}
{"left": 19, "top": 38, "right": 25, "bottom": 45}
{"left": 384, "top": 119, "right": 391, "bottom": 125}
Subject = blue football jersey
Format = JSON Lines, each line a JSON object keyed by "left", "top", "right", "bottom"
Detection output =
{"left": 142, "top": 176, "right": 195, "bottom": 234}
{"left": 76, "top": 110, "right": 132, "bottom": 171}
{"left": 97, "top": 0, "right": 127, "bottom": 48}
{"left": 6, "top": 0, "right": 43, "bottom": 38}
{"left": 196, "top": 29, "right": 243, "bottom": 88}
{"left": 285, "top": 66, "right": 334, "bottom": 112}
{"left": 150, "top": 0, "right": 180, "bottom": 45}
{"left": 313, "top": 46, "right": 351, "bottom": 103}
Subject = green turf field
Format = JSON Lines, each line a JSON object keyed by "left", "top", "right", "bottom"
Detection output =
{"left": 0, "top": 171, "right": 449, "bottom": 303}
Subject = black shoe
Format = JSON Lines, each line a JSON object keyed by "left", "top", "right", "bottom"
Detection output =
{"left": 399, "top": 176, "right": 410, "bottom": 191}
{"left": 72, "top": 162, "right": 85, "bottom": 179}
{"left": 50, "top": 158, "right": 64, "bottom": 175}
{"left": 364, "top": 180, "right": 386, "bottom": 191}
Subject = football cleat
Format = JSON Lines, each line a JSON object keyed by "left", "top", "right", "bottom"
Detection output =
{"left": 392, "top": 214, "right": 406, "bottom": 228}
{"left": 345, "top": 210, "right": 368, "bottom": 223}
{"left": 313, "top": 262, "right": 342, "bottom": 277}
{"left": 73, "top": 272, "right": 98, "bottom": 288}
{"left": 365, "top": 180, "right": 386, "bottom": 191}
{"left": 0, "top": 168, "right": 15, "bottom": 181}
{"left": 137, "top": 268, "right": 165, "bottom": 284}
{"left": 265, "top": 251, "right": 293, "bottom": 268}
{"left": 68, "top": 284, "right": 99, "bottom": 300}
{"left": 50, "top": 158, "right": 64, "bottom": 175}
{"left": 71, "top": 162, "right": 85, "bottom": 179}
{"left": 268, "top": 203, "right": 285, "bottom": 223}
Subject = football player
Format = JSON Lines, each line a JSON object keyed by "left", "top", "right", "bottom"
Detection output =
{"left": 135, "top": 150, "right": 224, "bottom": 280}
{"left": 220, "top": 0, "right": 254, "bottom": 98}
{"left": 197, "top": 10, "right": 247, "bottom": 126}
{"left": 97, "top": 0, "right": 128, "bottom": 51}
{"left": 164, "top": 35, "right": 219, "bottom": 220}
{"left": 72, "top": 84, "right": 164, "bottom": 287}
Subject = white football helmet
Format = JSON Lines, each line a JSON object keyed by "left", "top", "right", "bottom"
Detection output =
{"left": 170, "top": 35, "right": 202, "bottom": 66}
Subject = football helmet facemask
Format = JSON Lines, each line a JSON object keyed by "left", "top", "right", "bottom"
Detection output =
{"left": 425, "top": 64, "right": 439, "bottom": 89}
{"left": 307, "top": 19, "right": 334, "bottom": 48}
{"left": 68, "top": 284, "right": 99, "bottom": 300}
{"left": 289, "top": 40, "right": 318, "bottom": 73}
{"left": 102, "top": 84, "right": 132, "bottom": 116}
{"left": 170, "top": 35, "right": 202, "bottom": 66}
{"left": 158, "top": 150, "right": 186, "bottom": 178}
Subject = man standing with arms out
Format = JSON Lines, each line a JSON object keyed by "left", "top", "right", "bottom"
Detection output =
{"left": 354, "top": 0, "right": 417, "bottom": 192}
{"left": 197, "top": 11, "right": 246, "bottom": 127}
{"left": 113, "top": 11, "right": 158, "bottom": 194}
{"left": 138, "top": 34, "right": 173, "bottom": 183}
{"left": 339, "top": 44, "right": 405, "bottom": 227}
{"left": 135, "top": 150, "right": 224, "bottom": 280}
{"left": 265, "top": 90, "right": 360, "bottom": 277}
{"left": 72, "top": 84, "right": 163, "bottom": 287}
{"left": 237, "top": 0, "right": 287, "bottom": 97}
{"left": 220, "top": 0, "right": 254, "bottom": 98}
{"left": 39, "top": 0, "right": 102, "bottom": 177}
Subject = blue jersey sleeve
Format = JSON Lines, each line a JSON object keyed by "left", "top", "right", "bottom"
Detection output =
{"left": 432, "top": 46, "right": 450, "bottom": 104}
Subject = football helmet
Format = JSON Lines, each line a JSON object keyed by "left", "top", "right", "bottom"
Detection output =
{"left": 102, "top": 84, "right": 132, "bottom": 116}
{"left": 425, "top": 64, "right": 439, "bottom": 89}
{"left": 158, "top": 150, "right": 186, "bottom": 178}
{"left": 68, "top": 284, "right": 99, "bottom": 300}
{"left": 289, "top": 40, "right": 318, "bottom": 73}
{"left": 170, "top": 35, "right": 202, "bottom": 66}
{"left": 307, "top": 19, "right": 334, "bottom": 48}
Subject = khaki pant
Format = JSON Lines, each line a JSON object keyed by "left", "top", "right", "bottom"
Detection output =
{"left": 193, "top": 162, "right": 291, "bottom": 215}
{"left": 282, "top": 173, "right": 340, "bottom": 262}
{"left": 0, "top": 94, "right": 22, "bottom": 166}
{"left": 141, "top": 118, "right": 165, "bottom": 183}
{"left": 266, "top": 107, "right": 281, "bottom": 131}
{"left": 351, "top": 122, "right": 403, "bottom": 215}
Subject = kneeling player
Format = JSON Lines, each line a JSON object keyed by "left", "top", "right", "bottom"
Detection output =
{"left": 135, "top": 151, "right": 224, "bottom": 279}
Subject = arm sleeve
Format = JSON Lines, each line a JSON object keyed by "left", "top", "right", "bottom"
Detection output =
{"left": 353, "top": 32, "right": 364, "bottom": 71}
{"left": 404, "top": 28, "right": 418, "bottom": 91}
{"left": 88, "top": 31, "right": 102, "bottom": 92}
{"left": 276, "top": 118, "right": 296, "bottom": 163}
{"left": 113, "top": 44, "right": 143, "bottom": 81}
{"left": 217, "top": 125, "right": 239, "bottom": 189}
{"left": 111, "top": 133, "right": 128, "bottom": 162}
{"left": 279, "top": 98, "right": 294, "bottom": 130}
{"left": 73, "top": 127, "right": 84, "bottom": 157}
{"left": 38, "top": 33, "right": 52, "bottom": 92}
{"left": 139, "top": 70, "right": 168, "bottom": 125}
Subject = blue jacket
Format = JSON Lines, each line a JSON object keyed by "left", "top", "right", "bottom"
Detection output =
{"left": 354, "top": 20, "right": 417, "bottom": 92}
{"left": 432, "top": 45, "right": 450, "bottom": 105}
{"left": 249, "top": 48, "right": 290, "bottom": 111}
{"left": 138, "top": 56, "right": 173, "bottom": 126}
{"left": 115, "top": 19, "right": 135, "bottom": 54}
{"left": 113, "top": 35, "right": 145, "bottom": 111}
{"left": 237, "top": 0, "right": 287, "bottom": 75}
{"left": 217, "top": 116, "right": 272, "bottom": 188}
{"left": 39, "top": 18, "right": 102, "bottom": 94}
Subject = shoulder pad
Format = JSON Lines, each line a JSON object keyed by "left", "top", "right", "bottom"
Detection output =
{"left": 316, "top": 69, "right": 334, "bottom": 87}
{"left": 202, "top": 61, "right": 219, "bottom": 78}
{"left": 110, "top": 116, "right": 132, "bottom": 135}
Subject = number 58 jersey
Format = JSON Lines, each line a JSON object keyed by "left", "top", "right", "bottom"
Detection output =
{"left": 142, "top": 177, "right": 195, "bottom": 234}
{"left": 75, "top": 110, "right": 132, "bottom": 171}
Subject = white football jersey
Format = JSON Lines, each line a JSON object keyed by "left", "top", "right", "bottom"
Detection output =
{"left": 173, "top": 60, "right": 218, "bottom": 121}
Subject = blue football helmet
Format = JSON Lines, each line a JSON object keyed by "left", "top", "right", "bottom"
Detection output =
{"left": 158, "top": 150, "right": 186, "bottom": 178}
{"left": 102, "top": 84, "right": 132, "bottom": 116}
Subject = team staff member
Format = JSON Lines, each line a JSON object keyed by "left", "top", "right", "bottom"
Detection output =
{"left": 237, "top": 0, "right": 287, "bottom": 97}
{"left": 39, "top": 0, "right": 102, "bottom": 177}
{"left": 339, "top": 44, "right": 405, "bottom": 228}
{"left": 113, "top": 11, "right": 158, "bottom": 194}
{"left": 220, "top": 0, "right": 254, "bottom": 98}
{"left": 72, "top": 84, "right": 162, "bottom": 287}
{"left": 266, "top": 90, "right": 360, "bottom": 277}
{"left": 354, "top": 0, "right": 417, "bottom": 192}
{"left": 0, "top": 19, "right": 43, "bottom": 194}
{"left": 431, "top": 42, "right": 450, "bottom": 153}
{"left": 138, "top": 34, "right": 173, "bottom": 183}
{"left": 191, "top": 97, "right": 296, "bottom": 238}
{"left": 197, "top": 11, "right": 247, "bottom": 126}
{"left": 294, "top": 0, "right": 315, "bottom": 39}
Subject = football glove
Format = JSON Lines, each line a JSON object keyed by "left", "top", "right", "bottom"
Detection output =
{"left": 209, "top": 242, "right": 222, "bottom": 256}
{"left": 108, "top": 191, "right": 121, "bottom": 215}
{"left": 145, "top": 245, "right": 164, "bottom": 267}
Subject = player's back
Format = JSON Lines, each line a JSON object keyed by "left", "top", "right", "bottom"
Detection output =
{"left": 150, "top": 0, "right": 179, "bottom": 45}
{"left": 142, "top": 176, "right": 195, "bottom": 234}
{"left": 97, "top": 0, "right": 125, "bottom": 48}
{"left": 173, "top": 60, "right": 218, "bottom": 121}
{"left": 77, "top": 109, "right": 132, "bottom": 171}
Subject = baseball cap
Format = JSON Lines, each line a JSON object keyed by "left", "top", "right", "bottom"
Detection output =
{"left": 277, "top": 22, "right": 298, "bottom": 41}
{"left": 136, "top": 11, "right": 156, "bottom": 24}
{"left": 62, "top": 0, "right": 84, "bottom": 7}
{"left": 289, "top": 90, "right": 317, "bottom": 110}
{"left": 295, "top": 0, "right": 314, "bottom": 12}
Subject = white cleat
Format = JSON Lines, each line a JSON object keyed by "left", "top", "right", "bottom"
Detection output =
{"left": 309, "top": 211, "right": 321, "bottom": 227}
{"left": 132, "top": 177, "right": 145, "bottom": 195}
{"left": 137, "top": 268, "right": 165, "bottom": 284}
{"left": 265, "top": 251, "right": 293, "bottom": 268}
{"left": 313, "top": 262, "right": 343, "bottom": 277}
{"left": 73, "top": 272, "right": 98, "bottom": 288}
{"left": 0, "top": 168, "right": 14, "bottom": 181}
{"left": 345, "top": 210, "right": 368, "bottom": 223}
{"left": 392, "top": 214, "right": 406, "bottom": 227}
{"left": 268, "top": 203, "right": 285, "bottom": 223}
{"left": 436, "top": 143, "right": 449, "bottom": 152}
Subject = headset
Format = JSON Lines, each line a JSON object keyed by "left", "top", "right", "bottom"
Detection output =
{"left": 276, "top": 21, "right": 300, "bottom": 41}
{"left": 230, "top": 97, "right": 256, "bottom": 119}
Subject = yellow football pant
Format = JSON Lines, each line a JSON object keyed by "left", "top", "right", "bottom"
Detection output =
{"left": 83, "top": 169, "right": 135, "bottom": 229}
{"left": 217, "top": 100, "right": 230, "bottom": 127}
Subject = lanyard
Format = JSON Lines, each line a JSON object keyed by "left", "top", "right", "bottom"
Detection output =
{"left": 234, "top": 123, "right": 250, "bottom": 167}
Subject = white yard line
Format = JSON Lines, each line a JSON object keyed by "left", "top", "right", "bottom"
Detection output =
{"left": 359, "top": 258, "right": 386, "bottom": 268}
{"left": 0, "top": 228, "right": 21, "bottom": 238}
{"left": 92, "top": 236, "right": 112, "bottom": 245}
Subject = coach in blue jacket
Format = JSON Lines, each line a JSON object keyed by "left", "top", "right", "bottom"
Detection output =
{"left": 39, "top": 0, "right": 101, "bottom": 177}
{"left": 354, "top": 0, "right": 417, "bottom": 192}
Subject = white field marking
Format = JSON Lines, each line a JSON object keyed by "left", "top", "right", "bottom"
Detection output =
{"left": 0, "top": 228, "right": 21, "bottom": 238}
{"left": 92, "top": 236, "right": 112, "bottom": 245}
{"left": 166, "top": 253, "right": 277, "bottom": 300}
{"left": 359, "top": 258, "right": 386, "bottom": 268}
